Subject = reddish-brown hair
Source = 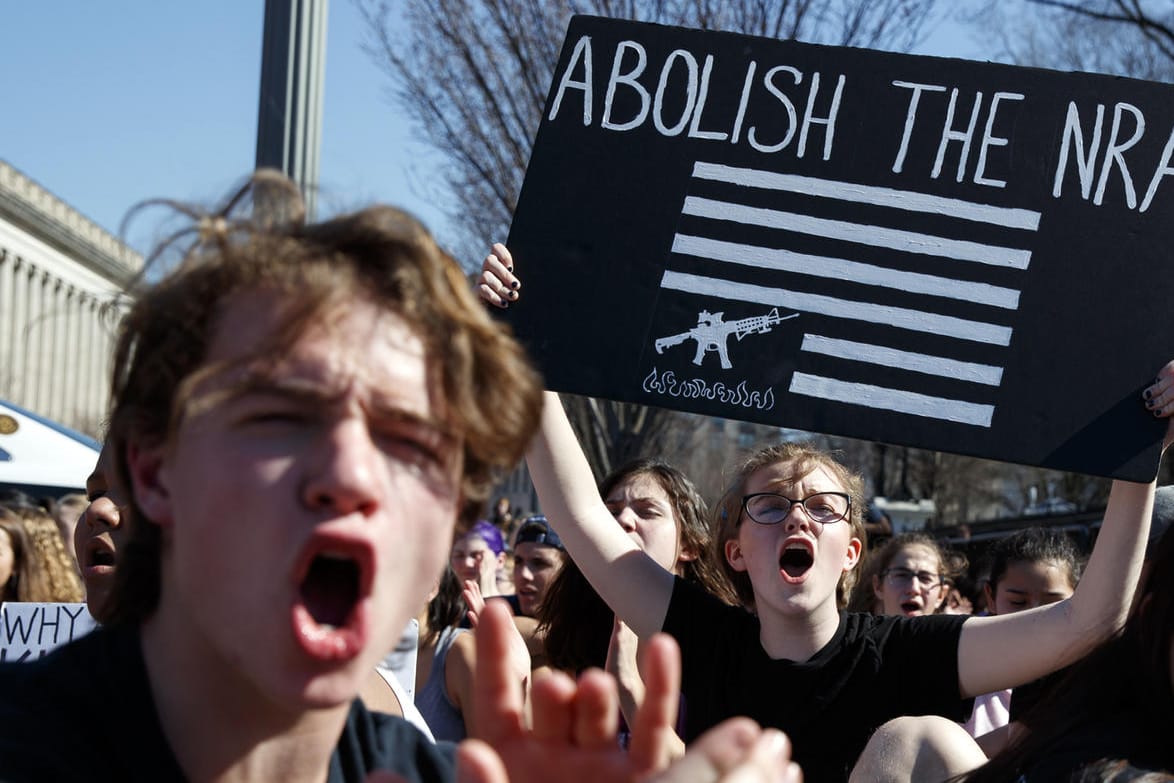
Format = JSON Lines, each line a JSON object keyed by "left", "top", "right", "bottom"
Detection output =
{"left": 713, "top": 442, "right": 866, "bottom": 610}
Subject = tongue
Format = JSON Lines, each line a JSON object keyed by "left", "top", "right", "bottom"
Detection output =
{"left": 301, "top": 556, "right": 359, "bottom": 628}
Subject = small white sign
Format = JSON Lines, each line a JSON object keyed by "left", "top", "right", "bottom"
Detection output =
{"left": 0, "top": 603, "right": 97, "bottom": 662}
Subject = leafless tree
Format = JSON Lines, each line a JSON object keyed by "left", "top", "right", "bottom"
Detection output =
{"left": 358, "top": 0, "right": 941, "bottom": 478}
{"left": 830, "top": 441, "right": 1019, "bottom": 525}
{"left": 1028, "top": 0, "right": 1174, "bottom": 63}
{"left": 966, "top": 0, "right": 1174, "bottom": 82}
{"left": 557, "top": 393, "right": 677, "bottom": 481}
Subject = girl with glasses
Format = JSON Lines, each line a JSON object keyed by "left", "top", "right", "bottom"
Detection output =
{"left": 479, "top": 244, "right": 1173, "bottom": 782}
{"left": 868, "top": 533, "right": 961, "bottom": 618}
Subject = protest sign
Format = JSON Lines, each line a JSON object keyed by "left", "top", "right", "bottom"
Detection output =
{"left": 0, "top": 603, "right": 96, "bottom": 662}
{"left": 505, "top": 15, "right": 1174, "bottom": 480}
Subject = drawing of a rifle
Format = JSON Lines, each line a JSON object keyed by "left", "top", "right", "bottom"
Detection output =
{"left": 654, "top": 308, "right": 798, "bottom": 369}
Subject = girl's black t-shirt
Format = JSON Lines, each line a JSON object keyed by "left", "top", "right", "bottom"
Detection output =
{"left": 664, "top": 577, "right": 972, "bottom": 783}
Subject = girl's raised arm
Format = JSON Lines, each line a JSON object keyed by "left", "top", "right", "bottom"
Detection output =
{"left": 480, "top": 245, "right": 676, "bottom": 638}
{"left": 956, "top": 362, "right": 1174, "bottom": 698}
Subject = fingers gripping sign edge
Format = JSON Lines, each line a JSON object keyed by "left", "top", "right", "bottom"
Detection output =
{"left": 477, "top": 243, "right": 520, "bottom": 309}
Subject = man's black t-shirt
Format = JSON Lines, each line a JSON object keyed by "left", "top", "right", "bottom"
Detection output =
{"left": 0, "top": 625, "right": 455, "bottom": 782}
{"left": 663, "top": 578, "right": 972, "bottom": 783}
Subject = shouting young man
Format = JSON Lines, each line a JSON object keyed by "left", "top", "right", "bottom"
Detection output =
{"left": 0, "top": 174, "right": 543, "bottom": 782}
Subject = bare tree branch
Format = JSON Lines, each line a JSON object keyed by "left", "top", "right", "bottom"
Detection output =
{"left": 1000, "top": 0, "right": 1174, "bottom": 71}
{"left": 1026, "top": 0, "right": 1174, "bottom": 59}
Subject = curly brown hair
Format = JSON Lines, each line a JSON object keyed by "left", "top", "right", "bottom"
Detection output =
{"left": 2, "top": 508, "right": 83, "bottom": 603}
{"left": 103, "top": 171, "right": 543, "bottom": 626}
{"left": 713, "top": 442, "right": 867, "bottom": 611}
{"left": 0, "top": 513, "right": 48, "bottom": 602}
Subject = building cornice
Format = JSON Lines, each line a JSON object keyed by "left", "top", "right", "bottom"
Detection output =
{"left": 0, "top": 160, "right": 142, "bottom": 285}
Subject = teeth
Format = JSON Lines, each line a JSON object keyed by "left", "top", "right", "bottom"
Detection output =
{"left": 785, "top": 543, "right": 808, "bottom": 551}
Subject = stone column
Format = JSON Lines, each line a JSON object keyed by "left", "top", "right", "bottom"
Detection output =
{"left": 88, "top": 298, "right": 103, "bottom": 425}
{"left": 49, "top": 277, "right": 67, "bottom": 421}
{"left": 0, "top": 249, "right": 12, "bottom": 398}
{"left": 9, "top": 259, "right": 31, "bottom": 404}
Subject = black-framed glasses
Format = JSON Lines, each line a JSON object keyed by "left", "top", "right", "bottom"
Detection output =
{"left": 881, "top": 568, "right": 945, "bottom": 589}
{"left": 741, "top": 492, "right": 851, "bottom": 526}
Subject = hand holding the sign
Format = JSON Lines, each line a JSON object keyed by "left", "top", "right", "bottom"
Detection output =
{"left": 479, "top": 243, "right": 520, "bottom": 308}
{"left": 956, "top": 358, "right": 1174, "bottom": 699}
{"left": 1142, "top": 360, "right": 1174, "bottom": 450}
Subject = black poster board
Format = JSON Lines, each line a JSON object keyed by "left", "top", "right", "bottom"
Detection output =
{"left": 505, "top": 15, "right": 1174, "bottom": 481}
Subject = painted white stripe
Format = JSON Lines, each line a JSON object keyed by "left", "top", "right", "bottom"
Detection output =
{"left": 800, "top": 334, "right": 1004, "bottom": 386}
{"left": 661, "top": 270, "right": 1012, "bottom": 346}
{"left": 692, "top": 161, "right": 1041, "bottom": 231}
{"left": 672, "top": 234, "right": 1020, "bottom": 310}
{"left": 789, "top": 372, "right": 995, "bottom": 427}
{"left": 683, "top": 196, "right": 1033, "bottom": 270}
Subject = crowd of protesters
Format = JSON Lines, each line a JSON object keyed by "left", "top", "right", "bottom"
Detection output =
{"left": 0, "top": 172, "right": 1169, "bottom": 782}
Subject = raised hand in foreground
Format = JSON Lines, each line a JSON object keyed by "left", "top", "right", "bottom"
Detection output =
{"left": 458, "top": 600, "right": 802, "bottom": 783}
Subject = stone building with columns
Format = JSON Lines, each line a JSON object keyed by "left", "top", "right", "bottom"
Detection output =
{"left": 0, "top": 160, "right": 141, "bottom": 437}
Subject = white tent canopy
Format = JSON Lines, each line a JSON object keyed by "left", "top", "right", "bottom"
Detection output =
{"left": 0, "top": 400, "right": 99, "bottom": 495}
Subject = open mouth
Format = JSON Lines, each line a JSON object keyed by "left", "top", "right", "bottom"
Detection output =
{"left": 83, "top": 539, "right": 117, "bottom": 574}
{"left": 779, "top": 542, "right": 815, "bottom": 581}
{"left": 90, "top": 550, "right": 116, "bottom": 567}
{"left": 291, "top": 539, "right": 373, "bottom": 662}
{"left": 301, "top": 553, "right": 360, "bottom": 629}
{"left": 900, "top": 601, "right": 923, "bottom": 615}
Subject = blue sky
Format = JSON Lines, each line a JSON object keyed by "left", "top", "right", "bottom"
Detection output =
{"left": 2, "top": 1, "right": 987, "bottom": 260}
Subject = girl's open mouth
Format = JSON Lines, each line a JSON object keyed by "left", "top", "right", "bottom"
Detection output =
{"left": 779, "top": 542, "right": 815, "bottom": 582}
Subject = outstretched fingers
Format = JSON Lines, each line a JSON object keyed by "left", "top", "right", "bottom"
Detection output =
{"left": 570, "top": 669, "right": 621, "bottom": 751}
{"left": 529, "top": 668, "right": 578, "bottom": 743}
{"left": 454, "top": 739, "right": 510, "bottom": 783}
{"left": 627, "top": 633, "right": 683, "bottom": 772}
{"left": 472, "top": 599, "right": 526, "bottom": 742}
